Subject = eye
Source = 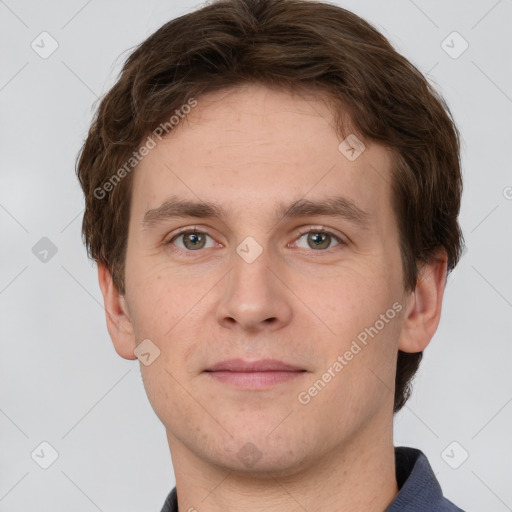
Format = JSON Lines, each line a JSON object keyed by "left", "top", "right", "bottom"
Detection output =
{"left": 164, "top": 226, "right": 345, "bottom": 254}
{"left": 166, "top": 228, "right": 216, "bottom": 251}
{"left": 293, "top": 228, "right": 344, "bottom": 251}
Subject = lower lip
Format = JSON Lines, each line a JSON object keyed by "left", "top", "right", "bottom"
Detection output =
{"left": 205, "top": 370, "right": 306, "bottom": 388}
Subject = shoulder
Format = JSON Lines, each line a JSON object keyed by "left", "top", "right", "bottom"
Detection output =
{"left": 159, "top": 487, "right": 178, "bottom": 512}
{"left": 386, "top": 446, "right": 465, "bottom": 512}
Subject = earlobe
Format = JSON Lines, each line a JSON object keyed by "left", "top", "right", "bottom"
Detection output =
{"left": 397, "top": 251, "right": 448, "bottom": 354}
{"left": 97, "top": 263, "right": 138, "bottom": 360}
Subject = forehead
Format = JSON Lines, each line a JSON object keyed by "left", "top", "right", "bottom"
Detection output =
{"left": 130, "top": 83, "right": 394, "bottom": 227}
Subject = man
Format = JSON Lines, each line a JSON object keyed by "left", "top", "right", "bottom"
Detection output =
{"left": 76, "top": 0, "right": 465, "bottom": 510}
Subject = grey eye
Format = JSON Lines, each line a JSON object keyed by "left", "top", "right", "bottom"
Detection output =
{"left": 172, "top": 231, "right": 215, "bottom": 251}
{"left": 295, "top": 231, "right": 340, "bottom": 250}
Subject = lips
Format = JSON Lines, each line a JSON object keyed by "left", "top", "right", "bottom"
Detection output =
{"left": 204, "top": 359, "right": 306, "bottom": 389}
{"left": 204, "top": 358, "right": 304, "bottom": 372}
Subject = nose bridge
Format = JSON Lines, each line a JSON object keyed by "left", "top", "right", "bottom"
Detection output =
{"left": 216, "top": 237, "right": 292, "bottom": 331}
{"left": 231, "top": 239, "right": 278, "bottom": 309}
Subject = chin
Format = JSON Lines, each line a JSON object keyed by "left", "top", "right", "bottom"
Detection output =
{"left": 200, "top": 430, "right": 315, "bottom": 478}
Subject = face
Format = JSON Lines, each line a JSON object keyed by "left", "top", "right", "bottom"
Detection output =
{"left": 120, "top": 83, "right": 411, "bottom": 475}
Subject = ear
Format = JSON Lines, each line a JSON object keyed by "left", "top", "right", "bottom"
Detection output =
{"left": 398, "top": 250, "right": 448, "bottom": 353}
{"left": 97, "top": 263, "right": 138, "bottom": 360}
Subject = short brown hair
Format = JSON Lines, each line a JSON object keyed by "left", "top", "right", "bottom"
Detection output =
{"left": 76, "top": 0, "right": 464, "bottom": 413}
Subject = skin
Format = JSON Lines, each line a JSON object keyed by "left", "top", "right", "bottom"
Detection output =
{"left": 98, "top": 83, "right": 447, "bottom": 512}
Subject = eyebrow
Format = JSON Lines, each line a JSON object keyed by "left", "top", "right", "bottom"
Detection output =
{"left": 142, "top": 195, "right": 371, "bottom": 230}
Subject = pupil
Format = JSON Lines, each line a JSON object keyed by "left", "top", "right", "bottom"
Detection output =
{"left": 185, "top": 232, "right": 204, "bottom": 249}
{"left": 309, "top": 232, "right": 329, "bottom": 249}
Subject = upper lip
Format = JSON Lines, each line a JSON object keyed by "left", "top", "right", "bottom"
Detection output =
{"left": 204, "top": 358, "right": 305, "bottom": 372}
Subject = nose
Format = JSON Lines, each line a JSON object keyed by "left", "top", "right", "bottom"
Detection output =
{"left": 215, "top": 245, "right": 293, "bottom": 334}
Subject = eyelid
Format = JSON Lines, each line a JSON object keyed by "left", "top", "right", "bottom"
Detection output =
{"left": 164, "top": 226, "right": 217, "bottom": 244}
{"left": 295, "top": 225, "right": 344, "bottom": 240}
{"left": 292, "top": 225, "right": 346, "bottom": 249}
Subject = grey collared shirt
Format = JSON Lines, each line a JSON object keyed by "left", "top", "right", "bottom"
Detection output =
{"left": 160, "top": 446, "right": 465, "bottom": 511}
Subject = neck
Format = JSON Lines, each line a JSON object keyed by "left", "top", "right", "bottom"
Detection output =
{"left": 167, "top": 415, "right": 398, "bottom": 512}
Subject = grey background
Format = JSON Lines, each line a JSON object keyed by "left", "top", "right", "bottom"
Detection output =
{"left": 1, "top": 0, "right": 511, "bottom": 510}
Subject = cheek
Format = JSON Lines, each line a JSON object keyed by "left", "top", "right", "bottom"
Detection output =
{"left": 126, "top": 258, "right": 195, "bottom": 335}
{"left": 126, "top": 263, "right": 210, "bottom": 380}
{"left": 139, "top": 363, "right": 197, "bottom": 439}
{"left": 318, "top": 260, "right": 404, "bottom": 389}
{"left": 325, "top": 266, "right": 399, "bottom": 334}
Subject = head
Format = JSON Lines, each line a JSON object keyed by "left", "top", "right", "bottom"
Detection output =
{"left": 76, "top": 0, "right": 463, "bottom": 474}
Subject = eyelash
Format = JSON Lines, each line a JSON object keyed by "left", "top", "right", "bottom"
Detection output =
{"left": 164, "top": 226, "right": 345, "bottom": 254}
